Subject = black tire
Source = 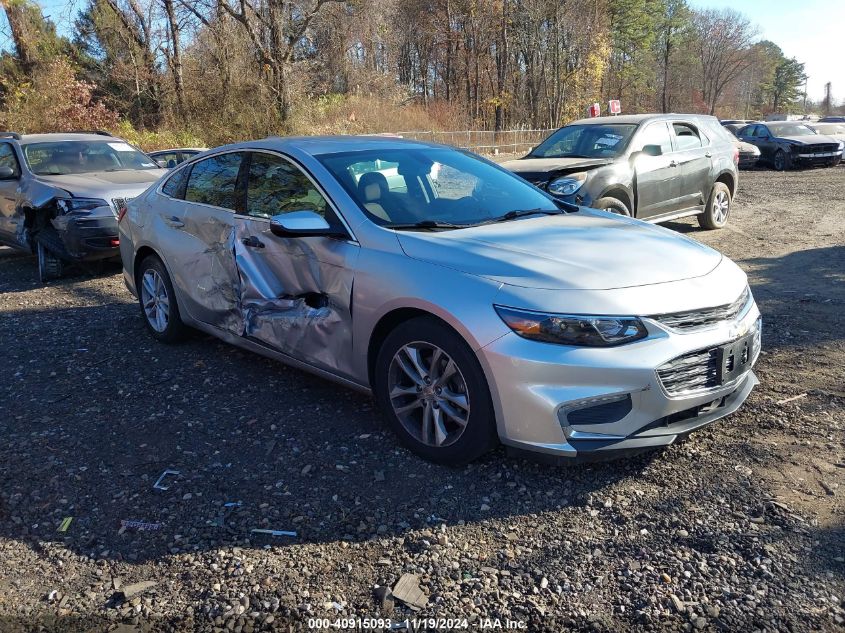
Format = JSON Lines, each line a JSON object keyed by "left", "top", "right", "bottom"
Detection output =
{"left": 374, "top": 316, "right": 497, "bottom": 465}
{"left": 592, "top": 196, "right": 631, "bottom": 216}
{"left": 773, "top": 149, "right": 791, "bottom": 171}
{"left": 35, "top": 227, "right": 66, "bottom": 282}
{"left": 137, "top": 255, "right": 188, "bottom": 343}
{"left": 698, "top": 182, "right": 731, "bottom": 230}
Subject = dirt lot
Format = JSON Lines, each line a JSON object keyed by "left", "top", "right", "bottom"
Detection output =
{"left": 0, "top": 167, "right": 842, "bottom": 633}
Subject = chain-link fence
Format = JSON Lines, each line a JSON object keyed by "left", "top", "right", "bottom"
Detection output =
{"left": 375, "top": 129, "right": 555, "bottom": 155}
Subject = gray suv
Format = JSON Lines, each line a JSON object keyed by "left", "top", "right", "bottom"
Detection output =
{"left": 503, "top": 114, "right": 739, "bottom": 229}
{"left": 0, "top": 131, "right": 166, "bottom": 281}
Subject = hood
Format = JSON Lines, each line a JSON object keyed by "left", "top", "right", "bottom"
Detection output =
{"left": 35, "top": 169, "right": 168, "bottom": 200}
{"left": 396, "top": 210, "right": 722, "bottom": 290}
{"left": 777, "top": 134, "right": 840, "bottom": 145}
{"left": 502, "top": 157, "right": 612, "bottom": 176}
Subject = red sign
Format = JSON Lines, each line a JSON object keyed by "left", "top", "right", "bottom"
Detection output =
{"left": 608, "top": 99, "right": 622, "bottom": 115}
{"left": 587, "top": 103, "right": 601, "bottom": 118}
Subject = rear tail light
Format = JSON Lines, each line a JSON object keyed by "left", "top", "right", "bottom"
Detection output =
{"left": 117, "top": 207, "right": 128, "bottom": 223}
{"left": 733, "top": 147, "right": 739, "bottom": 165}
{"left": 109, "top": 238, "right": 120, "bottom": 247}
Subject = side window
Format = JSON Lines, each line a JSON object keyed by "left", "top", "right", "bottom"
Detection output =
{"left": 161, "top": 165, "right": 190, "bottom": 198}
{"left": 673, "top": 123, "right": 702, "bottom": 150}
{"left": 245, "top": 152, "right": 329, "bottom": 219}
{"left": 184, "top": 152, "right": 243, "bottom": 210}
{"left": 634, "top": 122, "right": 673, "bottom": 154}
{"left": 0, "top": 143, "right": 20, "bottom": 176}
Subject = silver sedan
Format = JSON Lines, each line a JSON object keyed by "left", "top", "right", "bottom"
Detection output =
{"left": 119, "top": 136, "right": 760, "bottom": 464}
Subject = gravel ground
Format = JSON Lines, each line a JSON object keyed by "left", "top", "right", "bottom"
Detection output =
{"left": 0, "top": 167, "right": 843, "bottom": 633}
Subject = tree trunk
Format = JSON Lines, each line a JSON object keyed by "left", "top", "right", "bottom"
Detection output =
{"left": 162, "top": 0, "right": 186, "bottom": 119}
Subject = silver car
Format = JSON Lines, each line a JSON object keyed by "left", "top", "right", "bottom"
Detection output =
{"left": 119, "top": 137, "right": 761, "bottom": 464}
{"left": 0, "top": 131, "right": 166, "bottom": 281}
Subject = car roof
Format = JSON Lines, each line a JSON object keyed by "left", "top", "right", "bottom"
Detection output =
{"left": 566, "top": 113, "right": 717, "bottom": 126}
{"left": 209, "top": 135, "right": 454, "bottom": 156}
{"left": 16, "top": 132, "right": 124, "bottom": 145}
{"left": 149, "top": 147, "right": 208, "bottom": 154}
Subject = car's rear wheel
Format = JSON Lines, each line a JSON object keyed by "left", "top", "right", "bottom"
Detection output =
{"left": 374, "top": 317, "right": 497, "bottom": 465}
{"left": 698, "top": 182, "right": 731, "bottom": 230}
{"left": 137, "top": 255, "right": 187, "bottom": 343}
{"left": 35, "top": 228, "right": 65, "bottom": 282}
{"left": 593, "top": 196, "right": 631, "bottom": 217}
{"left": 773, "top": 149, "right": 791, "bottom": 171}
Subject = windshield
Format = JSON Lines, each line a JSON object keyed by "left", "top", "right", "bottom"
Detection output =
{"left": 814, "top": 124, "right": 845, "bottom": 135}
{"left": 530, "top": 124, "right": 637, "bottom": 159}
{"left": 767, "top": 123, "right": 817, "bottom": 137}
{"left": 23, "top": 141, "right": 160, "bottom": 175}
{"left": 318, "top": 148, "right": 560, "bottom": 228}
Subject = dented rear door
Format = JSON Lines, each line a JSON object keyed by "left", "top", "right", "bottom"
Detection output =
{"left": 233, "top": 151, "right": 359, "bottom": 376}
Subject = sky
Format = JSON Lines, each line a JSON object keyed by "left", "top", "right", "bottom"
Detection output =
{"left": 689, "top": 0, "right": 845, "bottom": 102}
{"left": 2, "top": 0, "right": 843, "bottom": 103}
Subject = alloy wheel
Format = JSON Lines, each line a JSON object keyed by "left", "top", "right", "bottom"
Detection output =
{"left": 387, "top": 342, "right": 471, "bottom": 448}
{"left": 713, "top": 190, "right": 730, "bottom": 224}
{"left": 141, "top": 269, "right": 170, "bottom": 333}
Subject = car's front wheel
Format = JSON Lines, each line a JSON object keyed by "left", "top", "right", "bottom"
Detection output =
{"left": 374, "top": 317, "right": 497, "bottom": 465}
{"left": 698, "top": 182, "right": 732, "bottom": 230}
{"left": 36, "top": 240, "right": 63, "bottom": 282}
{"left": 137, "top": 255, "right": 187, "bottom": 343}
{"left": 593, "top": 196, "right": 631, "bottom": 216}
{"left": 773, "top": 149, "right": 791, "bottom": 171}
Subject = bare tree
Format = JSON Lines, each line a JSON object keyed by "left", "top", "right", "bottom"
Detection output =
{"left": 692, "top": 8, "right": 756, "bottom": 115}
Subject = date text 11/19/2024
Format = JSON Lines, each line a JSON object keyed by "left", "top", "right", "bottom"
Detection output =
{"left": 306, "top": 617, "right": 528, "bottom": 630}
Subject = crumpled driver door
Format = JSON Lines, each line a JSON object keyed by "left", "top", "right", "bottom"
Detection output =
{"left": 232, "top": 151, "right": 359, "bottom": 377}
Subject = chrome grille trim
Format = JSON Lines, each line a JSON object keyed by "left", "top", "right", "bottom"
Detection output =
{"left": 656, "top": 321, "right": 761, "bottom": 397}
{"left": 651, "top": 287, "right": 752, "bottom": 332}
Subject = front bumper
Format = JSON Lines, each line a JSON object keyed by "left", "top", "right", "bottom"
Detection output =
{"left": 793, "top": 150, "right": 842, "bottom": 165}
{"left": 50, "top": 212, "right": 120, "bottom": 261}
{"left": 479, "top": 302, "right": 761, "bottom": 459}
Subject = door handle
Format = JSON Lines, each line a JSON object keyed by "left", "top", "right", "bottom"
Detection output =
{"left": 165, "top": 216, "right": 184, "bottom": 228}
{"left": 669, "top": 160, "right": 678, "bottom": 167}
{"left": 242, "top": 235, "right": 265, "bottom": 249}
{"left": 705, "top": 152, "right": 712, "bottom": 158}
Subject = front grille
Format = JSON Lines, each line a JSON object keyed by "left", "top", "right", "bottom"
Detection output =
{"left": 657, "top": 322, "right": 761, "bottom": 397}
{"left": 651, "top": 287, "right": 751, "bottom": 332}
{"left": 656, "top": 348, "right": 720, "bottom": 396}
{"left": 807, "top": 143, "right": 839, "bottom": 154}
{"left": 111, "top": 197, "right": 132, "bottom": 215}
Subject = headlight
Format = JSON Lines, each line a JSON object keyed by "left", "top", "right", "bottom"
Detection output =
{"left": 838, "top": 141, "right": 844, "bottom": 150}
{"left": 495, "top": 305, "right": 648, "bottom": 347}
{"left": 548, "top": 173, "right": 587, "bottom": 196}
{"left": 56, "top": 197, "right": 109, "bottom": 214}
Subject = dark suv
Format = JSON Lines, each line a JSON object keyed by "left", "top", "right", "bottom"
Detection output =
{"left": 0, "top": 131, "right": 166, "bottom": 281}
{"left": 503, "top": 114, "right": 739, "bottom": 229}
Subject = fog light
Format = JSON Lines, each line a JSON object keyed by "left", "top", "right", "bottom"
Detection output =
{"left": 558, "top": 393, "right": 632, "bottom": 427}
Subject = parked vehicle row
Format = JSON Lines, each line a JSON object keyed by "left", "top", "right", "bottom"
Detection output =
{"left": 721, "top": 119, "right": 844, "bottom": 170}
{"left": 0, "top": 123, "right": 762, "bottom": 465}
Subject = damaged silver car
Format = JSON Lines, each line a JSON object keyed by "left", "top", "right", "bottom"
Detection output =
{"left": 120, "top": 137, "right": 760, "bottom": 464}
{"left": 0, "top": 131, "right": 166, "bottom": 281}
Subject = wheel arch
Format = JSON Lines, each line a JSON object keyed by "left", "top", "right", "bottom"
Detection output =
{"left": 366, "top": 307, "right": 467, "bottom": 388}
{"left": 714, "top": 171, "right": 737, "bottom": 198}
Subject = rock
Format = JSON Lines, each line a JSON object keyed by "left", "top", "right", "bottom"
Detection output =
{"left": 116, "top": 581, "right": 157, "bottom": 602}
{"left": 392, "top": 574, "right": 428, "bottom": 610}
{"left": 373, "top": 586, "right": 394, "bottom": 614}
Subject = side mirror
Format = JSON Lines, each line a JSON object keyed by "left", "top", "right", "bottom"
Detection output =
{"left": 269, "top": 210, "right": 345, "bottom": 238}
{"left": 641, "top": 144, "right": 663, "bottom": 157}
{"left": 0, "top": 165, "right": 17, "bottom": 179}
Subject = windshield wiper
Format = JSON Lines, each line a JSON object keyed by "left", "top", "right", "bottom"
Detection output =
{"left": 389, "top": 220, "right": 472, "bottom": 231}
{"left": 482, "top": 208, "right": 565, "bottom": 224}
